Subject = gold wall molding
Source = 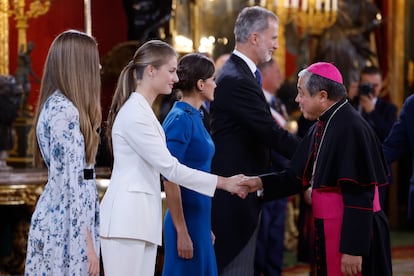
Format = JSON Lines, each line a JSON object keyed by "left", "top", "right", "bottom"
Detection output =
{"left": 386, "top": 0, "right": 406, "bottom": 230}
{"left": 389, "top": 0, "right": 405, "bottom": 109}
{"left": 0, "top": 0, "right": 9, "bottom": 75}
{"left": 0, "top": 167, "right": 111, "bottom": 275}
{"left": 264, "top": 0, "right": 338, "bottom": 78}
{"left": 0, "top": 167, "right": 111, "bottom": 206}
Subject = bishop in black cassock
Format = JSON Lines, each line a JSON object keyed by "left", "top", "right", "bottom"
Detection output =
{"left": 244, "top": 62, "right": 392, "bottom": 276}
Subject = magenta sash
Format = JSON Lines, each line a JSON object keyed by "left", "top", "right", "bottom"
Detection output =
{"left": 312, "top": 185, "right": 379, "bottom": 276}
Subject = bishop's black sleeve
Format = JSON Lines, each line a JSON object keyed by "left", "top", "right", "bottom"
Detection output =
{"left": 260, "top": 169, "right": 302, "bottom": 201}
{"left": 339, "top": 181, "right": 375, "bottom": 256}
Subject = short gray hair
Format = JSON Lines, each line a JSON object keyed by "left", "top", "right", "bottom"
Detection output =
{"left": 234, "top": 6, "right": 278, "bottom": 43}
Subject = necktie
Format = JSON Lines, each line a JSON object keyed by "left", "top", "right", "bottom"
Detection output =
{"left": 271, "top": 97, "right": 285, "bottom": 119}
{"left": 255, "top": 69, "right": 262, "bottom": 86}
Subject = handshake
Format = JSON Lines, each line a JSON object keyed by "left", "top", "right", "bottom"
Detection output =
{"left": 218, "top": 174, "right": 264, "bottom": 199}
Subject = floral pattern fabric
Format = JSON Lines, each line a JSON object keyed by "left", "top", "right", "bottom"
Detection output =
{"left": 25, "top": 91, "right": 99, "bottom": 276}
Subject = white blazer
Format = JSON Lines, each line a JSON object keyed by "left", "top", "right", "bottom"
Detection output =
{"left": 100, "top": 92, "right": 217, "bottom": 245}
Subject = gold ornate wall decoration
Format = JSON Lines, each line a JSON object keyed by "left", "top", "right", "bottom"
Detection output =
{"left": 0, "top": 167, "right": 111, "bottom": 275}
{"left": 8, "top": 0, "right": 51, "bottom": 53}
{"left": 0, "top": 0, "right": 52, "bottom": 75}
{"left": 171, "top": 0, "right": 194, "bottom": 53}
{"left": 262, "top": 0, "right": 338, "bottom": 77}
{"left": 172, "top": 0, "right": 235, "bottom": 56}
{"left": 0, "top": 0, "right": 9, "bottom": 75}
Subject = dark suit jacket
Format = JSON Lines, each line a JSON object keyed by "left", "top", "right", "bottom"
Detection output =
{"left": 361, "top": 97, "right": 397, "bottom": 142}
{"left": 210, "top": 54, "right": 300, "bottom": 271}
{"left": 383, "top": 94, "right": 414, "bottom": 221}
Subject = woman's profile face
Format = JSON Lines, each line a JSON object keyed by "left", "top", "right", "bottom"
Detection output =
{"left": 153, "top": 56, "right": 179, "bottom": 96}
{"left": 200, "top": 76, "right": 216, "bottom": 102}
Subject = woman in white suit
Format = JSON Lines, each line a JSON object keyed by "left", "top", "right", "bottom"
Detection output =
{"left": 100, "top": 40, "right": 248, "bottom": 276}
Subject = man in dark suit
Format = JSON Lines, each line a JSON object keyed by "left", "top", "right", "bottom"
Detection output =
{"left": 254, "top": 58, "right": 291, "bottom": 276}
{"left": 357, "top": 66, "right": 397, "bottom": 142}
{"left": 383, "top": 94, "right": 414, "bottom": 222}
{"left": 356, "top": 66, "right": 397, "bottom": 208}
{"left": 210, "top": 6, "right": 300, "bottom": 275}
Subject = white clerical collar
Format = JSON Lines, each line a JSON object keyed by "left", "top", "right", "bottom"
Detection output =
{"left": 262, "top": 90, "right": 273, "bottom": 103}
{"left": 233, "top": 49, "right": 257, "bottom": 75}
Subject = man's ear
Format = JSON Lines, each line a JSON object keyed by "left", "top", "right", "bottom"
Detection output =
{"left": 319, "top": 90, "right": 329, "bottom": 101}
{"left": 248, "top": 32, "right": 259, "bottom": 45}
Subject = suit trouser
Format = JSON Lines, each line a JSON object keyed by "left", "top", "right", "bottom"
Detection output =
{"left": 254, "top": 198, "right": 288, "bottom": 276}
{"left": 220, "top": 219, "right": 260, "bottom": 276}
{"left": 101, "top": 237, "right": 157, "bottom": 276}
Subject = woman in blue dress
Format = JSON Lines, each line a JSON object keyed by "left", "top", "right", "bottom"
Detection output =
{"left": 162, "top": 53, "right": 218, "bottom": 276}
{"left": 25, "top": 30, "right": 102, "bottom": 276}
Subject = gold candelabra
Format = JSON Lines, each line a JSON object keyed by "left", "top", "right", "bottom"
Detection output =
{"left": 256, "top": 0, "right": 338, "bottom": 77}
{"left": 8, "top": 0, "right": 51, "bottom": 52}
{"left": 0, "top": 0, "right": 51, "bottom": 75}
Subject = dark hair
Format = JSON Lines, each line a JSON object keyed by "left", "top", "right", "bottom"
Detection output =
{"left": 360, "top": 66, "right": 382, "bottom": 77}
{"left": 298, "top": 69, "right": 347, "bottom": 100}
{"left": 173, "top": 53, "right": 215, "bottom": 93}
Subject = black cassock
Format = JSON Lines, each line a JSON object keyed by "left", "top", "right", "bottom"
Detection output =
{"left": 261, "top": 98, "right": 392, "bottom": 276}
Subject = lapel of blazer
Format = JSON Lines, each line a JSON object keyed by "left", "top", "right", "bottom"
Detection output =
{"left": 230, "top": 54, "right": 256, "bottom": 82}
{"left": 229, "top": 54, "right": 267, "bottom": 102}
{"left": 151, "top": 108, "right": 166, "bottom": 143}
{"left": 136, "top": 93, "right": 167, "bottom": 144}
{"left": 153, "top": 116, "right": 166, "bottom": 143}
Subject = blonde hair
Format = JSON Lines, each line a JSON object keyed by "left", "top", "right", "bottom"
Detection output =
{"left": 32, "top": 30, "right": 102, "bottom": 166}
{"left": 106, "top": 40, "right": 177, "bottom": 154}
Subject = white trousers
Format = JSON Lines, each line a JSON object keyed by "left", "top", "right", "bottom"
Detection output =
{"left": 101, "top": 237, "right": 157, "bottom": 276}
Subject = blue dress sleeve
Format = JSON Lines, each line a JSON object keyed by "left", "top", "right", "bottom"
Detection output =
{"left": 163, "top": 110, "right": 193, "bottom": 162}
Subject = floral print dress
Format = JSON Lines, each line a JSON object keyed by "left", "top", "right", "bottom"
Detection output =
{"left": 25, "top": 91, "right": 99, "bottom": 275}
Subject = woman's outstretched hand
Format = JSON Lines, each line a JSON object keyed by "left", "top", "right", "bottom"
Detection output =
{"left": 240, "top": 176, "right": 263, "bottom": 193}
{"left": 218, "top": 174, "right": 249, "bottom": 198}
{"left": 218, "top": 175, "right": 263, "bottom": 198}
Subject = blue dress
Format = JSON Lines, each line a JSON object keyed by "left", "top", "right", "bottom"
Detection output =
{"left": 25, "top": 91, "right": 100, "bottom": 275}
{"left": 162, "top": 101, "right": 217, "bottom": 276}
